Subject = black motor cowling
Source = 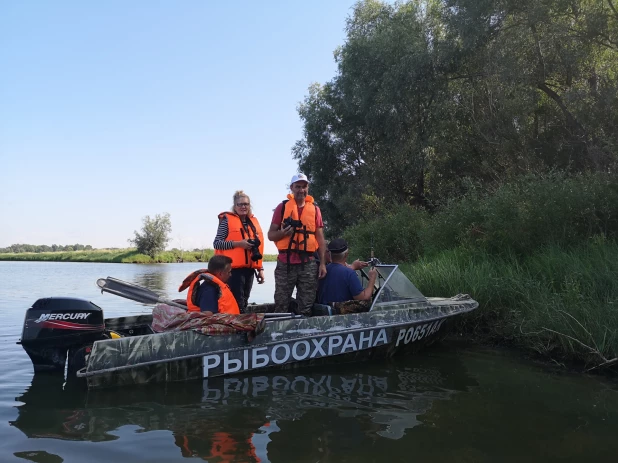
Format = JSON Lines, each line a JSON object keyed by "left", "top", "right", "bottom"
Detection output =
{"left": 20, "top": 298, "right": 105, "bottom": 374}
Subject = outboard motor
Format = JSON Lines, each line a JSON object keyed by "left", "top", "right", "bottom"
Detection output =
{"left": 19, "top": 297, "right": 105, "bottom": 374}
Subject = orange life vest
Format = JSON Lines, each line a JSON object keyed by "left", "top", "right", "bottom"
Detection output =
{"left": 214, "top": 212, "right": 264, "bottom": 269}
{"left": 275, "top": 194, "right": 318, "bottom": 254}
{"left": 185, "top": 271, "right": 240, "bottom": 315}
{"left": 175, "top": 433, "right": 247, "bottom": 462}
{"left": 209, "top": 432, "right": 239, "bottom": 462}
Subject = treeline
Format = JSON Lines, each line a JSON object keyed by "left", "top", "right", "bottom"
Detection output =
{"left": 0, "top": 243, "right": 95, "bottom": 253}
{"left": 0, "top": 248, "right": 279, "bottom": 264}
{"left": 295, "top": 0, "right": 618, "bottom": 236}
{"left": 294, "top": 0, "right": 618, "bottom": 369}
{"left": 0, "top": 248, "right": 214, "bottom": 264}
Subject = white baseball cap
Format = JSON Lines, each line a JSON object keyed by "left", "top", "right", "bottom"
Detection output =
{"left": 290, "top": 173, "right": 310, "bottom": 185}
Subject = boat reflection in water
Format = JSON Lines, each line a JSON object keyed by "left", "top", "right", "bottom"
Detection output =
{"left": 11, "top": 351, "right": 476, "bottom": 461}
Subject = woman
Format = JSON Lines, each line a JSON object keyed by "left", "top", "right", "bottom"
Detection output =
{"left": 214, "top": 191, "right": 265, "bottom": 313}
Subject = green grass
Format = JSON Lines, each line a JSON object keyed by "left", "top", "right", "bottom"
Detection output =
{"left": 0, "top": 248, "right": 279, "bottom": 264}
{"left": 401, "top": 238, "right": 618, "bottom": 367}
{"left": 0, "top": 249, "right": 138, "bottom": 262}
{"left": 342, "top": 172, "right": 618, "bottom": 367}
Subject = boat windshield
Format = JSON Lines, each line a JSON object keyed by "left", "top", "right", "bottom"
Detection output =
{"left": 357, "top": 265, "right": 427, "bottom": 310}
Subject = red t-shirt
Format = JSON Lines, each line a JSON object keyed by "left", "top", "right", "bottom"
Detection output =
{"left": 271, "top": 201, "right": 324, "bottom": 264}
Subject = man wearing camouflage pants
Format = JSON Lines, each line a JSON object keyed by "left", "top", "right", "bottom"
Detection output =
{"left": 267, "top": 173, "right": 327, "bottom": 316}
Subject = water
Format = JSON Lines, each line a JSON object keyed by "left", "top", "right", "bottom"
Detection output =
{"left": 1, "top": 261, "right": 617, "bottom": 462}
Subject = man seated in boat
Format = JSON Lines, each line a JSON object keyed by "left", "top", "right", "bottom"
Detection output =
{"left": 181, "top": 255, "right": 242, "bottom": 314}
{"left": 314, "top": 242, "right": 369, "bottom": 272}
{"left": 316, "top": 239, "right": 378, "bottom": 314}
{"left": 168, "top": 255, "right": 265, "bottom": 340}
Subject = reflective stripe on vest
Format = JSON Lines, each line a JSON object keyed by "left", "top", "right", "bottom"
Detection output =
{"left": 214, "top": 212, "right": 264, "bottom": 269}
{"left": 275, "top": 194, "right": 318, "bottom": 253}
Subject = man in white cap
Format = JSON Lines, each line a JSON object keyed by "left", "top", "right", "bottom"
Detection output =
{"left": 267, "top": 173, "right": 327, "bottom": 315}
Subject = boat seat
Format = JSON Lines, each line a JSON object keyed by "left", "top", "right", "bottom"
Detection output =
{"left": 311, "top": 303, "right": 335, "bottom": 317}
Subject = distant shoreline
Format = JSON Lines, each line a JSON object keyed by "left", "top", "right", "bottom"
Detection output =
{"left": 0, "top": 249, "right": 278, "bottom": 264}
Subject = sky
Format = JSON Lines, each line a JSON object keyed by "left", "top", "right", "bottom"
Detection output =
{"left": 0, "top": 0, "right": 359, "bottom": 254}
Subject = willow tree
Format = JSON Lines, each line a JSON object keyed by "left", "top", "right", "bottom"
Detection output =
{"left": 294, "top": 0, "right": 451, "bottom": 236}
{"left": 439, "top": 0, "right": 618, "bottom": 174}
{"left": 295, "top": 0, "right": 618, "bottom": 235}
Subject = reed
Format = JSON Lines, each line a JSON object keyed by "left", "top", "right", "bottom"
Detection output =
{"left": 400, "top": 238, "right": 618, "bottom": 367}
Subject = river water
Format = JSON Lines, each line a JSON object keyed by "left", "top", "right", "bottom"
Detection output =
{"left": 0, "top": 261, "right": 617, "bottom": 462}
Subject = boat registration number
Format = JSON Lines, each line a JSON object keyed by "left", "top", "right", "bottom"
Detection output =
{"left": 395, "top": 319, "right": 446, "bottom": 347}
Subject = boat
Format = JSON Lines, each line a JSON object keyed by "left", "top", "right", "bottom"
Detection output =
{"left": 18, "top": 262, "right": 478, "bottom": 389}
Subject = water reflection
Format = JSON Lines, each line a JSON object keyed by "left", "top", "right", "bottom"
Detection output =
{"left": 10, "top": 355, "right": 475, "bottom": 461}
{"left": 132, "top": 270, "right": 168, "bottom": 293}
{"left": 14, "top": 450, "right": 64, "bottom": 463}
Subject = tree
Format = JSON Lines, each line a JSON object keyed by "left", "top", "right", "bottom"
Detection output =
{"left": 129, "top": 213, "right": 172, "bottom": 259}
{"left": 294, "top": 0, "right": 451, "bottom": 235}
{"left": 294, "top": 0, "right": 618, "bottom": 235}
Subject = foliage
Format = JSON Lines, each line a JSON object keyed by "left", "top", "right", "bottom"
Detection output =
{"left": 293, "top": 0, "right": 618, "bottom": 368}
{"left": 401, "top": 238, "right": 618, "bottom": 366}
{"left": 423, "top": 172, "right": 618, "bottom": 256}
{"left": 0, "top": 248, "right": 279, "bottom": 264}
{"left": 0, "top": 243, "right": 94, "bottom": 253}
{"left": 344, "top": 206, "right": 427, "bottom": 262}
{"left": 0, "top": 249, "right": 144, "bottom": 263}
{"left": 344, "top": 172, "right": 618, "bottom": 261}
{"left": 295, "top": 0, "right": 618, "bottom": 235}
{"left": 339, "top": 171, "right": 618, "bottom": 367}
{"left": 128, "top": 213, "right": 172, "bottom": 259}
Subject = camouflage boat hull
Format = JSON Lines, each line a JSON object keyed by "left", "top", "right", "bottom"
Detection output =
{"left": 80, "top": 296, "right": 477, "bottom": 389}
{"left": 19, "top": 264, "right": 478, "bottom": 389}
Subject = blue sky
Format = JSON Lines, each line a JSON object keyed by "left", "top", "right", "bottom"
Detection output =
{"left": 0, "top": 1, "right": 358, "bottom": 254}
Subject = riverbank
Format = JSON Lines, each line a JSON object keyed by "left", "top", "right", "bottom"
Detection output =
{"left": 401, "top": 239, "right": 618, "bottom": 371}
{"left": 343, "top": 173, "right": 618, "bottom": 371}
{"left": 0, "top": 248, "right": 279, "bottom": 263}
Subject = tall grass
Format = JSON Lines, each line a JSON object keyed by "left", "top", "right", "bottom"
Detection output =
{"left": 342, "top": 172, "right": 618, "bottom": 367}
{"left": 401, "top": 239, "right": 618, "bottom": 366}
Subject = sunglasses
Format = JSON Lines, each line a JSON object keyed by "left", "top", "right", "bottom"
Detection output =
{"left": 236, "top": 203, "right": 250, "bottom": 207}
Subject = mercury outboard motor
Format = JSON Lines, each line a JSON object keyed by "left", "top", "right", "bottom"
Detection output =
{"left": 19, "top": 297, "right": 105, "bottom": 374}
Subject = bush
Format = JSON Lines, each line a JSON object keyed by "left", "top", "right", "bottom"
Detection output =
{"left": 343, "top": 206, "right": 427, "bottom": 262}
{"left": 422, "top": 172, "right": 618, "bottom": 256}
{"left": 340, "top": 172, "right": 618, "bottom": 263}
